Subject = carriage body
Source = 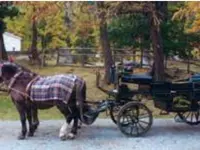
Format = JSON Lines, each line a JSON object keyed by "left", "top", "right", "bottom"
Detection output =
{"left": 103, "top": 63, "right": 200, "bottom": 137}
{"left": 113, "top": 62, "right": 200, "bottom": 113}
{"left": 151, "top": 81, "right": 200, "bottom": 112}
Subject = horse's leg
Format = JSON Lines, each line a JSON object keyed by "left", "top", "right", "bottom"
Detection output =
{"left": 16, "top": 103, "right": 27, "bottom": 140}
{"left": 32, "top": 104, "right": 39, "bottom": 131}
{"left": 26, "top": 105, "right": 34, "bottom": 137}
{"left": 57, "top": 102, "right": 72, "bottom": 140}
{"left": 59, "top": 121, "right": 68, "bottom": 140}
{"left": 59, "top": 116, "right": 73, "bottom": 140}
{"left": 67, "top": 116, "right": 78, "bottom": 139}
{"left": 78, "top": 120, "right": 82, "bottom": 129}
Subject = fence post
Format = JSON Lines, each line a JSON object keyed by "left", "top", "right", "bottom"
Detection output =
{"left": 81, "top": 54, "right": 85, "bottom": 67}
{"left": 56, "top": 49, "right": 60, "bottom": 65}
{"left": 187, "top": 57, "right": 190, "bottom": 74}
{"left": 164, "top": 55, "right": 167, "bottom": 69}
{"left": 113, "top": 49, "right": 116, "bottom": 65}
{"left": 132, "top": 49, "right": 135, "bottom": 62}
{"left": 140, "top": 48, "right": 144, "bottom": 67}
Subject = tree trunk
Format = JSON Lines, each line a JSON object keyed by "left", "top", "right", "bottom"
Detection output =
{"left": 149, "top": 2, "right": 167, "bottom": 81}
{"left": 139, "top": 37, "right": 144, "bottom": 67}
{"left": 97, "top": 2, "right": 113, "bottom": 84}
{"left": 150, "top": 22, "right": 164, "bottom": 81}
{"left": 30, "top": 18, "right": 41, "bottom": 65}
{"left": 0, "top": 20, "right": 8, "bottom": 60}
{"left": 0, "top": 32, "right": 8, "bottom": 60}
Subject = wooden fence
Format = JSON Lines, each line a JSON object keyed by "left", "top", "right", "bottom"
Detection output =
{"left": 6, "top": 47, "right": 200, "bottom": 73}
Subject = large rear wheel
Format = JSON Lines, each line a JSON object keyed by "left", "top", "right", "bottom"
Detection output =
{"left": 117, "top": 102, "right": 153, "bottom": 137}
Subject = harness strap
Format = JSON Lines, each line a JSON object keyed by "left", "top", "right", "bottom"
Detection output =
{"left": 8, "top": 71, "right": 23, "bottom": 91}
{"left": 7, "top": 71, "right": 40, "bottom": 100}
{"left": 9, "top": 87, "right": 30, "bottom": 98}
{"left": 25, "top": 75, "right": 40, "bottom": 94}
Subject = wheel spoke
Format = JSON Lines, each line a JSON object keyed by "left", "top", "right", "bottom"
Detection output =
{"left": 195, "top": 112, "right": 199, "bottom": 121}
{"left": 135, "top": 123, "right": 139, "bottom": 136}
{"left": 185, "top": 112, "right": 191, "bottom": 119}
{"left": 191, "top": 112, "right": 194, "bottom": 122}
{"left": 138, "top": 122, "right": 146, "bottom": 131}
{"left": 138, "top": 113, "right": 150, "bottom": 119}
{"left": 130, "top": 124, "right": 134, "bottom": 135}
{"left": 139, "top": 120, "right": 149, "bottom": 125}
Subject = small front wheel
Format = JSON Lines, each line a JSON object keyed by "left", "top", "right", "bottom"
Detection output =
{"left": 117, "top": 102, "right": 153, "bottom": 137}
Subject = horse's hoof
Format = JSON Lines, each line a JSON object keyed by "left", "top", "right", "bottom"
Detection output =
{"left": 28, "top": 132, "right": 34, "bottom": 137}
{"left": 60, "top": 135, "right": 66, "bottom": 141}
{"left": 33, "top": 124, "right": 39, "bottom": 131}
{"left": 78, "top": 122, "right": 82, "bottom": 129}
{"left": 66, "top": 133, "right": 75, "bottom": 140}
{"left": 18, "top": 134, "right": 26, "bottom": 140}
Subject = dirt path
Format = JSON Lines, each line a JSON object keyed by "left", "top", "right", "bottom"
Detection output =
{"left": 0, "top": 119, "right": 200, "bottom": 150}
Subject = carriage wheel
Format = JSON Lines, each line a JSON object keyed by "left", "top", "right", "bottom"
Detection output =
{"left": 117, "top": 102, "right": 153, "bottom": 137}
{"left": 110, "top": 105, "right": 121, "bottom": 124}
{"left": 178, "top": 111, "right": 200, "bottom": 125}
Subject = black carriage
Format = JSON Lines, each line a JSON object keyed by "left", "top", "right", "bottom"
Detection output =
{"left": 83, "top": 62, "right": 200, "bottom": 137}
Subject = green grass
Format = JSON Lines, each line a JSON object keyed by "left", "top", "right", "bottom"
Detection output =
{"left": 0, "top": 94, "right": 66, "bottom": 120}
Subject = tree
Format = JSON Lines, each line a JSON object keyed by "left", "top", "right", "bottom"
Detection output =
{"left": 108, "top": 2, "right": 167, "bottom": 81}
{"left": 14, "top": 2, "right": 61, "bottom": 65}
{"left": 64, "top": 2, "right": 113, "bottom": 83}
{"left": 5, "top": 2, "right": 67, "bottom": 51}
{"left": 97, "top": 2, "right": 113, "bottom": 83}
{"left": 108, "top": 13, "right": 151, "bottom": 66}
{"left": 63, "top": 2, "right": 98, "bottom": 49}
{"left": 173, "top": 2, "right": 200, "bottom": 33}
{"left": 171, "top": 1, "right": 200, "bottom": 70}
{"left": 0, "top": 2, "right": 18, "bottom": 60}
{"left": 108, "top": 14, "right": 150, "bottom": 49}
{"left": 149, "top": 2, "right": 167, "bottom": 81}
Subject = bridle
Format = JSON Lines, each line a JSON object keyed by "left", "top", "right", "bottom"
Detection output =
{"left": 0, "top": 70, "right": 40, "bottom": 99}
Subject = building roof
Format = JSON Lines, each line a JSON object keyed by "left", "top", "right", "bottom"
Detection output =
{"left": 3, "top": 32, "right": 22, "bottom": 40}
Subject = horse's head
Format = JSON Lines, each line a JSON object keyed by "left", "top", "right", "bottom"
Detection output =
{"left": 0, "top": 62, "right": 18, "bottom": 83}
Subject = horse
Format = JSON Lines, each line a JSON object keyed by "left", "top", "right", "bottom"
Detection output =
{"left": 0, "top": 61, "right": 92, "bottom": 140}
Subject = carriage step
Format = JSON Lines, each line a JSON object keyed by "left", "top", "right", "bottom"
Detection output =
{"left": 159, "top": 110, "right": 169, "bottom": 115}
{"left": 174, "top": 115, "right": 185, "bottom": 123}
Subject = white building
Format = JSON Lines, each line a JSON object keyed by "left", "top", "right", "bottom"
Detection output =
{"left": 3, "top": 32, "right": 22, "bottom": 51}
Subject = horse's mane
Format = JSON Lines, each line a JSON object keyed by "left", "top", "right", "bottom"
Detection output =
{"left": 1, "top": 61, "right": 37, "bottom": 76}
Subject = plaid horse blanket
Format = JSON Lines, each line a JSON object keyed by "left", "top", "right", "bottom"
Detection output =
{"left": 30, "top": 74, "right": 84, "bottom": 103}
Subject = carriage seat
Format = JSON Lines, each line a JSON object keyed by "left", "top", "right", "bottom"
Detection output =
{"left": 189, "top": 73, "right": 200, "bottom": 82}
{"left": 121, "top": 73, "right": 152, "bottom": 85}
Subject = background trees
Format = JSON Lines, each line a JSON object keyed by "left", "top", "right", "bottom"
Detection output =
{"left": 1, "top": 1, "right": 200, "bottom": 81}
{"left": 0, "top": 2, "right": 18, "bottom": 60}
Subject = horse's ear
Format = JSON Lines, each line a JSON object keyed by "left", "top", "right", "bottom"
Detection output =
{"left": 0, "top": 64, "right": 3, "bottom": 77}
{"left": 8, "top": 56, "right": 14, "bottom": 63}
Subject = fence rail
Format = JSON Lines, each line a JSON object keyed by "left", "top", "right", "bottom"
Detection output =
{"left": 6, "top": 47, "right": 200, "bottom": 73}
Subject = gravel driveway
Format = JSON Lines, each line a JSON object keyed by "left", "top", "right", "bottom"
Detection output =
{"left": 0, "top": 119, "right": 200, "bottom": 150}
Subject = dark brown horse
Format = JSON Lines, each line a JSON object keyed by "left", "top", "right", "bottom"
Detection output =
{"left": 0, "top": 62, "right": 91, "bottom": 140}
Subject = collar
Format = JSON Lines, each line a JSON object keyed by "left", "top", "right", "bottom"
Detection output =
{"left": 8, "top": 71, "right": 23, "bottom": 90}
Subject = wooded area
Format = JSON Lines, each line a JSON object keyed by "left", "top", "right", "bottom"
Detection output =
{"left": 0, "top": 1, "right": 200, "bottom": 82}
